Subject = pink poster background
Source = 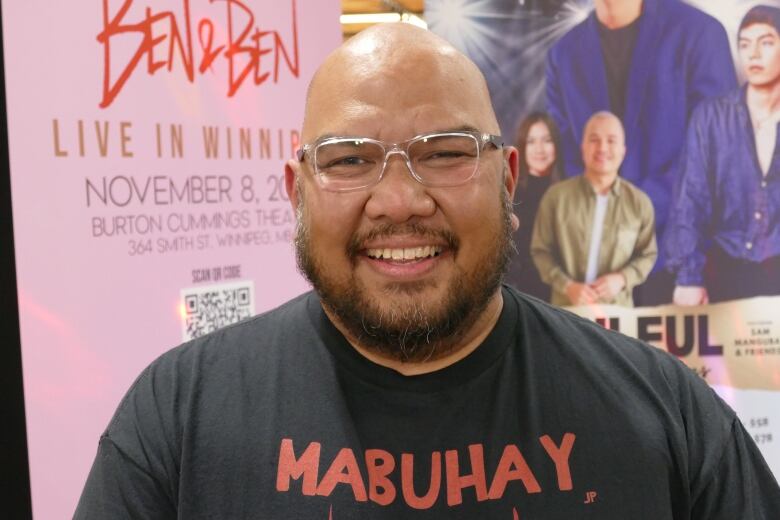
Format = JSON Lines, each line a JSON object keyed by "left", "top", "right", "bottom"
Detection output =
{"left": 1, "top": 0, "right": 341, "bottom": 517}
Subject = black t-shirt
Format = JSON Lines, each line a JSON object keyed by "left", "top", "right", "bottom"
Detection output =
{"left": 75, "top": 287, "right": 780, "bottom": 518}
{"left": 598, "top": 17, "right": 641, "bottom": 120}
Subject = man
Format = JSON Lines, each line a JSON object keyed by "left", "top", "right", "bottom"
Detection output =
{"left": 546, "top": 0, "right": 736, "bottom": 305}
{"left": 531, "top": 112, "right": 656, "bottom": 307}
{"left": 75, "top": 24, "right": 779, "bottom": 518}
{"left": 666, "top": 5, "right": 780, "bottom": 305}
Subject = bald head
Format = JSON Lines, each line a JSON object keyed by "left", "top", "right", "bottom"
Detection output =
{"left": 581, "top": 111, "right": 626, "bottom": 179}
{"left": 301, "top": 24, "right": 500, "bottom": 143}
{"left": 583, "top": 111, "right": 624, "bottom": 142}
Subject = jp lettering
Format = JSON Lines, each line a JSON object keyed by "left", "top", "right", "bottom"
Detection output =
{"left": 97, "top": 0, "right": 300, "bottom": 108}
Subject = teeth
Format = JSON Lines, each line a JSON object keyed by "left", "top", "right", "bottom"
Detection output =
{"left": 366, "top": 245, "right": 442, "bottom": 260}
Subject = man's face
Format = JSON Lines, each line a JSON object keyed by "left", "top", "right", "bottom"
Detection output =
{"left": 739, "top": 23, "right": 780, "bottom": 87}
{"left": 581, "top": 115, "right": 626, "bottom": 177}
{"left": 288, "top": 47, "right": 517, "bottom": 362}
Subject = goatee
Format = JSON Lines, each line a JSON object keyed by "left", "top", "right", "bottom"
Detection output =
{"left": 295, "top": 191, "right": 514, "bottom": 363}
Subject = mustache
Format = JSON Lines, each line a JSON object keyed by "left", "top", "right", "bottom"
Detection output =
{"left": 346, "top": 222, "right": 459, "bottom": 259}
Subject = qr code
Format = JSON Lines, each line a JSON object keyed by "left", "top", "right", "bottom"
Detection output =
{"left": 180, "top": 281, "right": 255, "bottom": 341}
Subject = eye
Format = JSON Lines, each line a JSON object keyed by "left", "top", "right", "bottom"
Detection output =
{"left": 426, "top": 150, "right": 469, "bottom": 159}
{"left": 325, "top": 155, "right": 369, "bottom": 167}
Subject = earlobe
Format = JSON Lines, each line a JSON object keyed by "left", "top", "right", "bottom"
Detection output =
{"left": 510, "top": 213, "right": 520, "bottom": 231}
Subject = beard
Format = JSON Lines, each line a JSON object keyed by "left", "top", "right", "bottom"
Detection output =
{"left": 295, "top": 189, "right": 515, "bottom": 363}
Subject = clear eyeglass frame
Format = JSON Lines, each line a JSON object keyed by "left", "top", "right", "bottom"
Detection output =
{"left": 295, "top": 130, "right": 504, "bottom": 192}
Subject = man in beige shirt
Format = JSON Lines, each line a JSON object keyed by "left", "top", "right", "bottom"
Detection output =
{"left": 531, "top": 112, "right": 657, "bottom": 307}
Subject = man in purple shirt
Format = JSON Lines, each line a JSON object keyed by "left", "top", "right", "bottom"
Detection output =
{"left": 666, "top": 5, "right": 780, "bottom": 305}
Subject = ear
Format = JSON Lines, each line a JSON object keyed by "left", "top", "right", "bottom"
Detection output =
{"left": 285, "top": 159, "right": 301, "bottom": 212}
{"left": 502, "top": 146, "right": 520, "bottom": 200}
{"left": 503, "top": 146, "right": 521, "bottom": 231}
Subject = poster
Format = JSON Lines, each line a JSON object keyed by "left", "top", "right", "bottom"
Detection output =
{"left": 427, "top": 0, "right": 780, "bottom": 476}
{"left": 2, "top": 0, "right": 341, "bottom": 517}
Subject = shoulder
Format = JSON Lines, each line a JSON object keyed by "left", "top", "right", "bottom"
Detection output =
{"left": 656, "top": 0, "right": 723, "bottom": 28}
{"left": 540, "top": 176, "right": 580, "bottom": 202}
{"left": 504, "top": 286, "right": 733, "bottom": 420}
{"left": 106, "top": 292, "right": 317, "bottom": 434}
{"left": 691, "top": 87, "right": 743, "bottom": 122}
{"left": 549, "top": 14, "right": 593, "bottom": 58}
{"left": 618, "top": 178, "right": 653, "bottom": 208}
{"left": 659, "top": 0, "right": 730, "bottom": 48}
{"left": 507, "top": 286, "right": 661, "bottom": 370}
{"left": 160, "top": 291, "right": 313, "bottom": 368}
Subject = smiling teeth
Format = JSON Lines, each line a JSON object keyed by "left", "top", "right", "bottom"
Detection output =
{"left": 367, "top": 246, "right": 442, "bottom": 260}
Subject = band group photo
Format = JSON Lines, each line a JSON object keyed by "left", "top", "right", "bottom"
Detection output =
{"left": 502, "top": 0, "right": 780, "bottom": 309}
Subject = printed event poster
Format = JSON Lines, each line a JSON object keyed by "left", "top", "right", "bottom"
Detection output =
{"left": 427, "top": 0, "right": 780, "bottom": 477}
{"left": 2, "top": 0, "right": 341, "bottom": 517}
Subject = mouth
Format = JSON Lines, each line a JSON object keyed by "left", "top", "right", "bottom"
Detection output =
{"left": 365, "top": 245, "right": 443, "bottom": 262}
{"left": 348, "top": 224, "right": 458, "bottom": 280}
{"left": 360, "top": 243, "right": 449, "bottom": 281}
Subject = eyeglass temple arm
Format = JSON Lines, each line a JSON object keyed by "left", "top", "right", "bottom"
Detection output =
{"left": 484, "top": 134, "right": 504, "bottom": 150}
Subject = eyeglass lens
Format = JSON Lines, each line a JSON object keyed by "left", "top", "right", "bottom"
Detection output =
{"left": 314, "top": 134, "right": 480, "bottom": 190}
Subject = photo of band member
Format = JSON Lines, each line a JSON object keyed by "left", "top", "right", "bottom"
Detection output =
{"left": 530, "top": 112, "right": 657, "bottom": 307}
{"left": 665, "top": 5, "right": 780, "bottom": 305}
{"left": 504, "top": 112, "right": 563, "bottom": 300}
{"left": 544, "top": 0, "right": 736, "bottom": 305}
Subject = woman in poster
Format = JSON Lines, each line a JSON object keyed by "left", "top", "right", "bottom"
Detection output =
{"left": 505, "top": 112, "right": 562, "bottom": 300}
{"left": 666, "top": 5, "right": 780, "bottom": 305}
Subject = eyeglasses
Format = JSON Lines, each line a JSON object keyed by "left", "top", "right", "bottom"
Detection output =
{"left": 296, "top": 130, "right": 503, "bottom": 192}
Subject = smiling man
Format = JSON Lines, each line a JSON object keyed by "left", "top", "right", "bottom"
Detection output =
{"left": 75, "top": 24, "right": 780, "bottom": 519}
{"left": 288, "top": 27, "right": 514, "bottom": 373}
{"left": 531, "top": 111, "right": 657, "bottom": 307}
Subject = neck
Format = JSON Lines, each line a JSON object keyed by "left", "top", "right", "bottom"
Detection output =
{"left": 323, "top": 291, "right": 504, "bottom": 376}
{"left": 584, "top": 170, "right": 617, "bottom": 195}
{"left": 747, "top": 80, "right": 780, "bottom": 117}
{"left": 596, "top": 0, "right": 643, "bottom": 29}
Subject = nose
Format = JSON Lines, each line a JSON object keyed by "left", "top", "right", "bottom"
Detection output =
{"left": 364, "top": 154, "right": 436, "bottom": 223}
{"left": 749, "top": 42, "right": 761, "bottom": 60}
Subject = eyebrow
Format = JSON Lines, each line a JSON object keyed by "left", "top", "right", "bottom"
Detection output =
{"left": 739, "top": 31, "right": 777, "bottom": 42}
{"left": 438, "top": 125, "right": 482, "bottom": 134}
